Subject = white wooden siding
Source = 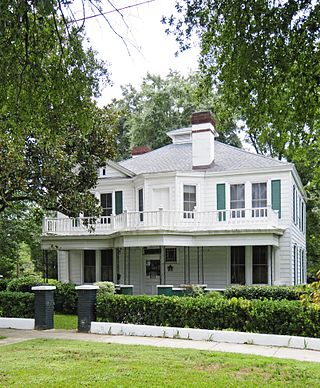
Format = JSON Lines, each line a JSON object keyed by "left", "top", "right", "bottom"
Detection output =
{"left": 69, "top": 250, "right": 82, "bottom": 285}
{"left": 57, "top": 251, "right": 69, "bottom": 283}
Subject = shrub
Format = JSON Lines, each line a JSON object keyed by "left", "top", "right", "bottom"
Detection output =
{"left": 0, "top": 291, "right": 34, "bottom": 318}
{"left": 0, "top": 278, "right": 9, "bottom": 291}
{"left": 205, "top": 290, "right": 224, "bottom": 299}
{"left": 94, "top": 281, "right": 115, "bottom": 295}
{"left": 7, "top": 275, "right": 42, "bottom": 293}
{"left": 181, "top": 284, "right": 204, "bottom": 297}
{"left": 224, "top": 285, "right": 305, "bottom": 301}
{"left": 47, "top": 280, "right": 77, "bottom": 315}
{"left": 300, "top": 270, "right": 320, "bottom": 306}
{"left": 96, "top": 294, "right": 320, "bottom": 338}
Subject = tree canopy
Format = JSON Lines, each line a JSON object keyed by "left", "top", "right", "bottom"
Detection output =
{"left": 165, "top": 0, "right": 319, "bottom": 161}
{"left": 0, "top": 0, "right": 117, "bottom": 216}
{"left": 165, "top": 0, "right": 320, "bottom": 274}
{"left": 110, "top": 71, "right": 242, "bottom": 159}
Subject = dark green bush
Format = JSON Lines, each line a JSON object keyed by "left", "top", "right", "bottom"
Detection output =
{"left": 7, "top": 275, "right": 42, "bottom": 293}
{"left": 96, "top": 294, "right": 320, "bottom": 338}
{"left": 223, "top": 286, "right": 305, "bottom": 301}
{"left": 0, "top": 278, "right": 9, "bottom": 291}
{"left": 48, "top": 280, "right": 77, "bottom": 314}
{"left": 0, "top": 291, "right": 34, "bottom": 318}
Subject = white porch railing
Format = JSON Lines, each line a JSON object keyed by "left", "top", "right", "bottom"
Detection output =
{"left": 42, "top": 207, "right": 279, "bottom": 236}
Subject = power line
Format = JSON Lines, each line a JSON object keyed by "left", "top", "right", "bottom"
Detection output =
{"left": 70, "top": 0, "right": 156, "bottom": 23}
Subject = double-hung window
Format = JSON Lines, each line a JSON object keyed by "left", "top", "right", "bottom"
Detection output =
{"left": 252, "top": 246, "right": 268, "bottom": 284}
{"left": 183, "top": 185, "right": 196, "bottom": 218}
{"left": 84, "top": 250, "right": 96, "bottom": 283}
{"left": 252, "top": 183, "right": 267, "bottom": 217}
{"left": 101, "top": 193, "right": 112, "bottom": 224}
{"left": 101, "top": 249, "right": 113, "bottom": 282}
{"left": 138, "top": 188, "right": 144, "bottom": 221}
{"left": 231, "top": 246, "right": 245, "bottom": 284}
{"left": 230, "top": 184, "right": 245, "bottom": 218}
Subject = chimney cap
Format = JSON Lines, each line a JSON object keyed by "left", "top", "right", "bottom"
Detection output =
{"left": 131, "top": 146, "right": 152, "bottom": 156}
{"left": 191, "top": 111, "right": 215, "bottom": 127}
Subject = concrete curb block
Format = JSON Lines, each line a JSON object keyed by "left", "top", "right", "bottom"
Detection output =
{"left": 91, "top": 322, "right": 320, "bottom": 351}
{"left": 0, "top": 318, "right": 35, "bottom": 330}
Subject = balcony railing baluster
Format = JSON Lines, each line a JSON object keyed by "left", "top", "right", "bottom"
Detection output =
{"left": 43, "top": 206, "right": 278, "bottom": 235}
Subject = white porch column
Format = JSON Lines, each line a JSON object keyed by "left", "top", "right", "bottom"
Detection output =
{"left": 96, "top": 250, "right": 101, "bottom": 282}
{"left": 273, "top": 246, "right": 282, "bottom": 285}
{"left": 57, "top": 250, "right": 69, "bottom": 283}
{"left": 245, "top": 246, "right": 252, "bottom": 285}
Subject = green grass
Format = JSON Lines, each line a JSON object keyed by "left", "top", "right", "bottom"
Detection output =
{"left": 54, "top": 314, "right": 77, "bottom": 330}
{"left": 0, "top": 339, "right": 320, "bottom": 386}
{"left": 0, "top": 336, "right": 6, "bottom": 340}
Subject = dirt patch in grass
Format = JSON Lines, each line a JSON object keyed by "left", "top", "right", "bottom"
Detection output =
{"left": 197, "top": 363, "right": 222, "bottom": 372}
{"left": 234, "top": 367, "right": 272, "bottom": 380}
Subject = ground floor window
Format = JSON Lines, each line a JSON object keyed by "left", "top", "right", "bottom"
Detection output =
{"left": 252, "top": 246, "right": 268, "bottom": 284}
{"left": 231, "top": 246, "right": 245, "bottom": 284}
{"left": 84, "top": 250, "right": 96, "bottom": 283}
{"left": 101, "top": 249, "right": 113, "bottom": 281}
{"left": 146, "top": 259, "right": 161, "bottom": 278}
{"left": 165, "top": 248, "right": 177, "bottom": 263}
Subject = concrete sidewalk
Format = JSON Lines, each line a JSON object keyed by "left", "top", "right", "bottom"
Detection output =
{"left": 1, "top": 328, "right": 320, "bottom": 363}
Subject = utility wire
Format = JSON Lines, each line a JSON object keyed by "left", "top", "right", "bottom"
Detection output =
{"left": 70, "top": 0, "right": 156, "bottom": 23}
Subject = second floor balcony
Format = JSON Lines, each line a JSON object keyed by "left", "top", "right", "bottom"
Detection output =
{"left": 42, "top": 206, "right": 281, "bottom": 236}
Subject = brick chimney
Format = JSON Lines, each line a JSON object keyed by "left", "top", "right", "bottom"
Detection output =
{"left": 191, "top": 111, "right": 218, "bottom": 169}
{"left": 131, "top": 146, "right": 152, "bottom": 158}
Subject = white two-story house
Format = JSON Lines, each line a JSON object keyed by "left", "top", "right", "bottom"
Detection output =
{"left": 42, "top": 111, "right": 307, "bottom": 294}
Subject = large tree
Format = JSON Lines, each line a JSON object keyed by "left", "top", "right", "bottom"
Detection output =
{"left": 111, "top": 71, "right": 242, "bottom": 158}
{"left": 0, "top": 0, "right": 117, "bottom": 217}
{"left": 165, "top": 1, "right": 320, "bottom": 275}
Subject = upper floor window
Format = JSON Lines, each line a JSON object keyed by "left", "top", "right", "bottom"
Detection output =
{"left": 252, "top": 182, "right": 267, "bottom": 217}
{"left": 101, "top": 193, "right": 112, "bottom": 224}
{"left": 293, "top": 185, "right": 296, "bottom": 223}
{"left": 138, "top": 188, "right": 144, "bottom": 221}
{"left": 183, "top": 185, "right": 196, "bottom": 218}
{"left": 230, "top": 184, "right": 245, "bottom": 218}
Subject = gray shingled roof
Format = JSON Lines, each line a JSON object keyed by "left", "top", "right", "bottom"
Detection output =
{"left": 119, "top": 141, "right": 290, "bottom": 175}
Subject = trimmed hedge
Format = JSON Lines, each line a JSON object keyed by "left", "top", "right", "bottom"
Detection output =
{"left": 7, "top": 275, "right": 42, "bottom": 293}
{"left": 0, "top": 291, "right": 34, "bottom": 318}
{"left": 96, "top": 294, "right": 320, "bottom": 338}
{"left": 223, "top": 286, "right": 305, "bottom": 301}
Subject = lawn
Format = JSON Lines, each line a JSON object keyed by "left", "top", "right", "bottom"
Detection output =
{"left": 54, "top": 314, "right": 77, "bottom": 330}
{"left": 0, "top": 339, "right": 320, "bottom": 387}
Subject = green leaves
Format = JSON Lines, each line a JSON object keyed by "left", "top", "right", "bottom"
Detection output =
{"left": 111, "top": 70, "right": 242, "bottom": 155}
{"left": 0, "top": 1, "right": 116, "bottom": 216}
{"left": 166, "top": 0, "right": 320, "bottom": 272}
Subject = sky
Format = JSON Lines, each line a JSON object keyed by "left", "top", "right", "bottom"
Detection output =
{"left": 71, "top": 0, "right": 199, "bottom": 106}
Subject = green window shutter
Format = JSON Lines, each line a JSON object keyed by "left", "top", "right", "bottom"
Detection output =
{"left": 115, "top": 191, "right": 123, "bottom": 215}
{"left": 271, "top": 180, "right": 281, "bottom": 218}
{"left": 217, "top": 183, "right": 226, "bottom": 221}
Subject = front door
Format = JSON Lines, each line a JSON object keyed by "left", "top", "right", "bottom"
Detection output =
{"left": 143, "top": 254, "right": 161, "bottom": 294}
